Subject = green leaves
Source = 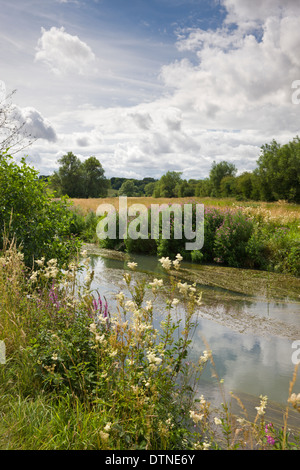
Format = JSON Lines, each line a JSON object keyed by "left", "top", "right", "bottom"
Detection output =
{"left": 0, "top": 152, "right": 81, "bottom": 267}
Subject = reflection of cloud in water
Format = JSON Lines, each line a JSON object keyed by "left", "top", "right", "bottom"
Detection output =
{"left": 82, "top": 251, "right": 300, "bottom": 407}
{"left": 191, "top": 319, "right": 300, "bottom": 405}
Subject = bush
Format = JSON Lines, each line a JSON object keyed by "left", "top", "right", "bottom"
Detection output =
{"left": 0, "top": 152, "right": 81, "bottom": 267}
{"left": 214, "top": 210, "right": 254, "bottom": 267}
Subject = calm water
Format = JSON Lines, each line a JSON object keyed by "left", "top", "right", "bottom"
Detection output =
{"left": 82, "top": 248, "right": 300, "bottom": 414}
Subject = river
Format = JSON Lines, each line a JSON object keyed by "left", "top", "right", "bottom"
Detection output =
{"left": 82, "top": 244, "right": 300, "bottom": 429}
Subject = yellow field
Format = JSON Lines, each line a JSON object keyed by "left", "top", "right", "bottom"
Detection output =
{"left": 69, "top": 196, "right": 300, "bottom": 224}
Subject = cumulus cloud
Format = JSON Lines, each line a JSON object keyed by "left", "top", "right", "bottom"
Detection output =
{"left": 35, "top": 26, "right": 96, "bottom": 76}
{"left": 13, "top": 106, "right": 57, "bottom": 142}
{"left": 27, "top": 1, "right": 300, "bottom": 179}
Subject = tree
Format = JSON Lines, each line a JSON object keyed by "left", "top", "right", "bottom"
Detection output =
{"left": 119, "top": 180, "right": 137, "bottom": 197}
{"left": 255, "top": 138, "right": 300, "bottom": 202}
{"left": 50, "top": 152, "right": 109, "bottom": 198}
{"left": 144, "top": 181, "right": 156, "bottom": 196}
{"left": 0, "top": 151, "right": 80, "bottom": 267}
{"left": 82, "top": 156, "right": 109, "bottom": 198}
{"left": 155, "top": 171, "right": 182, "bottom": 198}
{"left": 209, "top": 161, "right": 237, "bottom": 197}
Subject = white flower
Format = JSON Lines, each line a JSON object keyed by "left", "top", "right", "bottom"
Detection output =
{"left": 104, "top": 422, "right": 112, "bottom": 432}
{"left": 115, "top": 292, "right": 125, "bottom": 303}
{"left": 149, "top": 278, "right": 163, "bottom": 289}
{"left": 35, "top": 257, "right": 45, "bottom": 266}
{"left": 127, "top": 261, "right": 137, "bottom": 270}
{"left": 175, "top": 253, "right": 183, "bottom": 261}
{"left": 189, "top": 410, "right": 204, "bottom": 424}
{"left": 172, "top": 259, "right": 180, "bottom": 270}
{"left": 214, "top": 417, "right": 222, "bottom": 425}
{"left": 177, "top": 281, "right": 189, "bottom": 295}
{"left": 125, "top": 300, "right": 137, "bottom": 312}
{"left": 29, "top": 271, "right": 38, "bottom": 282}
{"left": 159, "top": 257, "right": 172, "bottom": 270}
{"left": 172, "top": 298, "right": 180, "bottom": 306}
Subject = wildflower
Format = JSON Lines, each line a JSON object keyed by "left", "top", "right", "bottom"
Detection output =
{"left": 89, "top": 322, "right": 97, "bottom": 333}
{"left": 177, "top": 281, "right": 189, "bottom": 295}
{"left": 255, "top": 395, "right": 268, "bottom": 416}
{"left": 29, "top": 271, "right": 38, "bottom": 283}
{"left": 196, "top": 292, "right": 202, "bottom": 306}
{"left": 189, "top": 410, "right": 204, "bottom": 424}
{"left": 172, "top": 259, "right": 180, "bottom": 270}
{"left": 214, "top": 417, "right": 222, "bottom": 425}
{"left": 115, "top": 292, "right": 125, "bottom": 303}
{"left": 159, "top": 256, "right": 172, "bottom": 270}
{"left": 104, "top": 422, "right": 112, "bottom": 432}
{"left": 199, "top": 350, "right": 211, "bottom": 365}
{"left": 123, "top": 272, "right": 131, "bottom": 284}
{"left": 125, "top": 300, "right": 137, "bottom": 312}
{"left": 146, "top": 350, "right": 162, "bottom": 369}
{"left": 175, "top": 253, "right": 183, "bottom": 262}
{"left": 288, "top": 392, "right": 300, "bottom": 411}
{"left": 51, "top": 353, "right": 58, "bottom": 361}
{"left": 127, "top": 261, "right": 137, "bottom": 270}
{"left": 172, "top": 298, "right": 180, "bottom": 306}
{"left": 145, "top": 300, "right": 153, "bottom": 311}
{"left": 149, "top": 278, "right": 163, "bottom": 290}
{"left": 81, "top": 249, "right": 88, "bottom": 258}
{"left": 35, "top": 257, "right": 45, "bottom": 266}
{"left": 99, "top": 431, "right": 109, "bottom": 442}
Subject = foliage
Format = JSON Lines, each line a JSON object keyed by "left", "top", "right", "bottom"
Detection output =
{"left": 50, "top": 152, "right": 109, "bottom": 198}
{"left": 209, "top": 161, "right": 237, "bottom": 197}
{"left": 255, "top": 138, "right": 300, "bottom": 203}
{"left": 1, "top": 243, "right": 300, "bottom": 450}
{"left": 0, "top": 152, "right": 80, "bottom": 267}
{"left": 214, "top": 210, "right": 254, "bottom": 267}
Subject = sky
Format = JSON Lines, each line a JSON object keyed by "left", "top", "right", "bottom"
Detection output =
{"left": 1, "top": 0, "right": 300, "bottom": 180}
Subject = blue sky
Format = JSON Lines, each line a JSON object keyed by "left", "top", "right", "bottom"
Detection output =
{"left": 1, "top": 0, "right": 300, "bottom": 179}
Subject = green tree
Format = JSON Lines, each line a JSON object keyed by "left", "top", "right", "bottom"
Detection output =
{"left": 209, "top": 161, "right": 237, "bottom": 197}
{"left": 119, "top": 180, "right": 137, "bottom": 196}
{"left": 51, "top": 152, "right": 84, "bottom": 197}
{"left": 144, "top": 181, "right": 156, "bottom": 196}
{"left": 0, "top": 152, "right": 80, "bottom": 266}
{"left": 255, "top": 138, "right": 300, "bottom": 202}
{"left": 82, "top": 156, "right": 109, "bottom": 198}
{"left": 155, "top": 171, "right": 182, "bottom": 198}
{"left": 234, "top": 172, "right": 253, "bottom": 200}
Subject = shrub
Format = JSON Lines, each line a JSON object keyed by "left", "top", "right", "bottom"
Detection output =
{"left": 0, "top": 152, "right": 81, "bottom": 267}
{"left": 214, "top": 210, "right": 254, "bottom": 267}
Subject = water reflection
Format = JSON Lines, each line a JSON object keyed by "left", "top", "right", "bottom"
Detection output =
{"left": 83, "top": 250, "right": 300, "bottom": 408}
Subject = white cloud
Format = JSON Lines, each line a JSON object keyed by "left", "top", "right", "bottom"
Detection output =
{"left": 12, "top": 105, "right": 57, "bottom": 142}
{"left": 35, "top": 26, "right": 96, "bottom": 76}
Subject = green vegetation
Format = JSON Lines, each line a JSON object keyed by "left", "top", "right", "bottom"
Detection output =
{"left": 1, "top": 244, "right": 299, "bottom": 450}
{"left": 0, "top": 152, "right": 81, "bottom": 267}
{"left": 97, "top": 203, "right": 299, "bottom": 276}
{"left": 49, "top": 152, "right": 110, "bottom": 198}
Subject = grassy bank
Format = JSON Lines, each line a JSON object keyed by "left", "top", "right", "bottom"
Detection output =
{"left": 1, "top": 240, "right": 300, "bottom": 450}
{"left": 68, "top": 197, "right": 300, "bottom": 277}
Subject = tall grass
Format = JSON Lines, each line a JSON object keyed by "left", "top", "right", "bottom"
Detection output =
{"left": 0, "top": 239, "right": 299, "bottom": 450}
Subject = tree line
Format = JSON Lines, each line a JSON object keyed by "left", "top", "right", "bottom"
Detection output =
{"left": 45, "top": 136, "right": 300, "bottom": 203}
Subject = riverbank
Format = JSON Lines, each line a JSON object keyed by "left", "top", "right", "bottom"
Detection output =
{"left": 1, "top": 242, "right": 300, "bottom": 449}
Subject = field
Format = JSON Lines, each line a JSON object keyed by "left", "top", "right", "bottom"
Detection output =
{"left": 70, "top": 196, "right": 300, "bottom": 222}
